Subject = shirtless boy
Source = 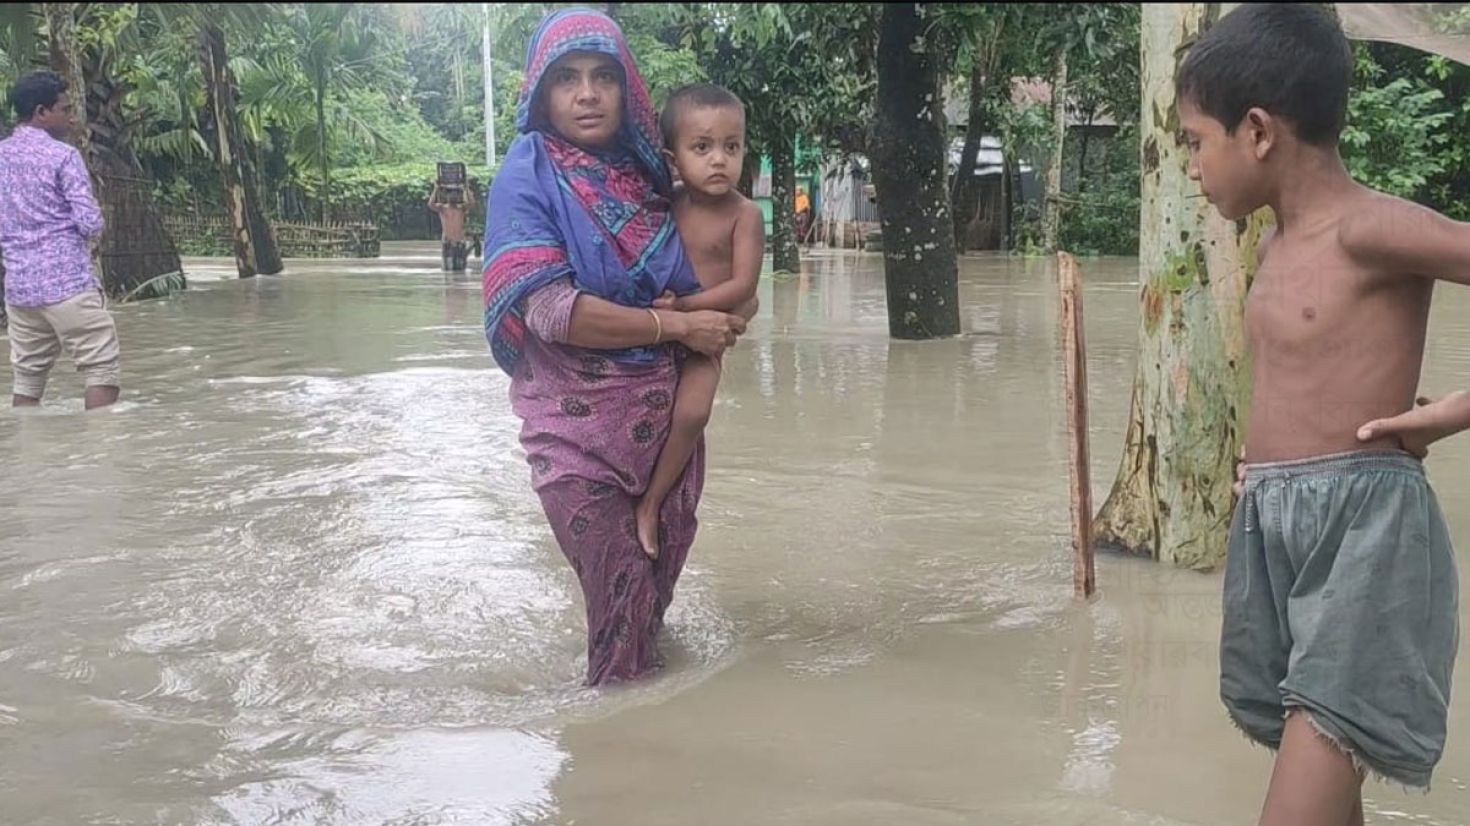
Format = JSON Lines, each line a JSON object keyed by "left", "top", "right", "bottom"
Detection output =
{"left": 1181, "top": 6, "right": 1470, "bottom": 824}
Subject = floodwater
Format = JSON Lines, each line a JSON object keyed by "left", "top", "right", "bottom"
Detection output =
{"left": 1, "top": 242, "right": 1468, "bottom": 825}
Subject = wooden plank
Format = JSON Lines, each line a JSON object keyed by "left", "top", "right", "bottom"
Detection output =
{"left": 1058, "top": 252, "right": 1096, "bottom": 599}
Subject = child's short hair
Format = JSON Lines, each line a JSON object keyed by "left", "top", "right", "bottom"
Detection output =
{"left": 10, "top": 70, "right": 68, "bottom": 121}
{"left": 1176, "top": 4, "right": 1352, "bottom": 146}
{"left": 659, "top": 84, "right": 745, "bottom": 147}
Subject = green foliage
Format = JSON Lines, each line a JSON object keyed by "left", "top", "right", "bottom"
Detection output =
{"left": 1362, "top": 41, "right": 1470, "bottom": 220}
{"left": 624, "top": 30, "right": 707, "bottom": 107}
{"left": 1432, "top": 4, "right": 1470, "bottom": 35}
{"left": 1059, "top": 124, "right": 1140, "bottom": 256}
{"left": 658, "top": 4, "right": 877, "bottom": 157}
{"left": 0, "top": 5, "right": 41, "bottom": 129}
{"left": 402, "top": 3, "right": 548, "bottom": 161}
{"left": 402, "top": 3, "right": 487, "bottom": 141}
{"left": 298, "top": 161, "right": 493, "bottom": 239}
{"left": 1050, "top": 4, "right": 1140, "bottom": 256}
{"left": 1062, "top": 5, "right": 1141, "bottom": 132}
{"left": 943, "top": 5, "right": 1139, "bottom": 255}
{"left": 335, "top": 90, "right": 457, "bottom": 167}
{"left": 1342, "top": 45, "right": 1454, "bottom": 201}
{"left": 995, "top": 97, "right": 1050, "bottom": 251}
{"left": 120, "top": 270, "right": 187, "bottom": 303}
{"left": 15, "top": 1, "right": 1469, "bottom": 256}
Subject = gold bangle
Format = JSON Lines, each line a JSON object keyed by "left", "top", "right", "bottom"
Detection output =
{"left": 647, "top": 308, "right": 663, "bottom": 344}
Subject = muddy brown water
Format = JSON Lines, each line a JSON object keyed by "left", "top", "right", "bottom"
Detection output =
{"left": 2, "top": 243, "right": 1467, "bottom": 824}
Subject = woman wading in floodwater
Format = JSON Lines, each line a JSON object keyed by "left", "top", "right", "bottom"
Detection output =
{"left": 481, "top": 8, "right": 748, "bottom": 685}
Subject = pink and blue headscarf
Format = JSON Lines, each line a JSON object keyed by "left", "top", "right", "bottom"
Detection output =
{"left": 482, "top": 8, "right": 699, "bottom": 375}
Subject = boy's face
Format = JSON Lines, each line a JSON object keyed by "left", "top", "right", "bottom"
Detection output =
{"left": 665, "top": 105, "right": 745, "bottom": 198}
{"left": 1180, "top": 97, "right": 1265, "bottom": 221}
{"left": 541, "top": 52, "right": 623, "bottom": 151}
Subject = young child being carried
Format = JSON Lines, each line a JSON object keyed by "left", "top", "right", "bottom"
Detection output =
{"left": 635, "top": 84, "right": 764, "bottom": 559}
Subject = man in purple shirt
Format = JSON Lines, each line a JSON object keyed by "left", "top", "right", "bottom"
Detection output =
{"left": 0, "top": 71, "right": 120, "bottom": 409}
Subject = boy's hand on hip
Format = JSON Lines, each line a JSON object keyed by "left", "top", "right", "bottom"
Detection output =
{"left": 1357, "top": 391, "right": 1470, "bottom": 459}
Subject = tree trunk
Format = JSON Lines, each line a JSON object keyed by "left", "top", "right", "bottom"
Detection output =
{"left": 950, "top": 58, "right": 988, "bottom": 252}
{"left": 768, "top": 131, "right": 800, "bottom": 274}
{"left": 870, "top": 3, "right": 960, "bottom": 340}
{"left": 47, "top": 3, "right": 181, "bottom": 300}
{"left": 201, "top": 24, "right": 251, "bottom": 278}
{"left": 737, "top": 152, "right": 756, "bottom": 199}
{"left": 241, "top": 145, "right": 283, "bottom": 274}
{"left": 1001, "top": 154, "right": 1015, "bottom": 251}
{"left": 44, "top": 4, "right": 90, "bottom": 161}
{"left": 453, "top": 51, "right": 464, "bottom": 107}
{"left": 1076, "top": 111, "right": 1093, "bottom": 194}
{"left": 1092, "top": 3, "right": 1267, "bottom": 571}
{"left": 201, "top": 22, "right": 282, "bottom": 277}
{"left": 1042, "top": 48, "right": 1068, "bottom": 254}
{"left": 316, "top": 81, "right": 329, "bottom": 223}
{"left": 73, "top": 33, "right": 183, "bottom": 299}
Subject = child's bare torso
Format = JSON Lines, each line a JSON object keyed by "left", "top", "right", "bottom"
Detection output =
{"left": 438, "top": 206, "right": 468, "bottom": 242}
{"left": 1245, "top": 189, "right": 1433, "bottom": 461}
{"left": 672, "top": 190, "right": 746, "bottom": 292}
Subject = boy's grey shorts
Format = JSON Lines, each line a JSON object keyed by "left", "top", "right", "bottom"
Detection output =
{"left": 1222, "top": 450, "right": 1458, "bottom": 788}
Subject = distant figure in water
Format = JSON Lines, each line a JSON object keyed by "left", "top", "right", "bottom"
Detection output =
{"left": 0, "top": 70, "right": 120, "bottom": 410}
{"left": 429, "top": 182, "right": 474, "bottom": 272}
{"left": 794, "top": 185, "right": 812, "bottom": 245}
{"left": 481, "top": 9, "right": 750, "bottom": 685}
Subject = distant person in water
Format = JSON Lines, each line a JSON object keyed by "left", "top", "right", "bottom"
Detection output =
{"left": 0, "top": 70, "right": 119, "bottom": 409}
{"left": 429, "top": 182, "right": 475, "bottom": 272}
{"left": 795, "top": 185, "right": 812, "bottom": 245}
{"left": 481, "top": 9, "right": 749, "bottom": 685}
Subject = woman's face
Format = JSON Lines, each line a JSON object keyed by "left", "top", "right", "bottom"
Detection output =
{"left": 541, "top": 52, "right": 624, "bottom": 151}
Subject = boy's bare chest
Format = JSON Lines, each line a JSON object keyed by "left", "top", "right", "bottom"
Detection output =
{"left": 1246, "top": 242, "right": 1366, "bottom": 352}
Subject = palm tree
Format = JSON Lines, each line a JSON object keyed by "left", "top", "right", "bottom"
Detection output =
{"left": 131, "top": 3, "right": 286, "bottom": 278}
{"left": 199, "top": 12, "right": 283, "bottom": 277}
{"left": 284, "top": 3, "right": 383, "bottom": 222}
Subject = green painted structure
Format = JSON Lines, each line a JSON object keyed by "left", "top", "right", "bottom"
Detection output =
{"left": 752, "top": 137, "right": 824, "bottom": 236}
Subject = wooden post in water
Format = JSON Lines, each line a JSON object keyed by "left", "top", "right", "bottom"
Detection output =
{"left": 1058, "top": 252, "right": 1096, "bottom": 598}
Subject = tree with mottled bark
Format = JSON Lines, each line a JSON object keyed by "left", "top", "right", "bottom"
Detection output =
{"left": 1092, "top": 3, "right": 1266, "bottom": 570}
{"left": 870, "top": 3, "right": 960, "bottom": 340}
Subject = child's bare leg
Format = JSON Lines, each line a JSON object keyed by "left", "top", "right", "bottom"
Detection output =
{"left": 636, "top": 354, "right": 719, "bottom": 559}
{"left": 1258, "top": 711, "right": 1363, "bottom": 826}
